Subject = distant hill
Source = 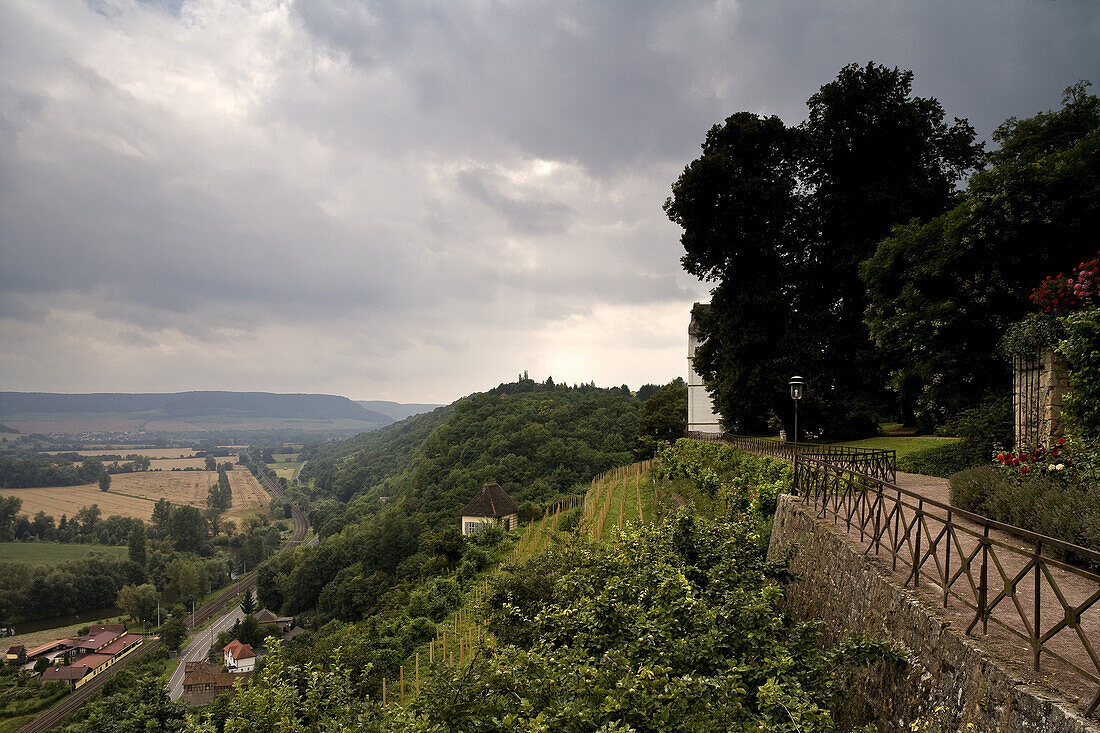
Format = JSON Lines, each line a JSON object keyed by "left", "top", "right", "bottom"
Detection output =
{"left": 0, "top": 391, "right": 394, "bottom": 435}
{"left": 302, "top": 378, "right": 642, "bottom": 529}
{"left": 355, "top": 400, "right": 443, "bottom": 421}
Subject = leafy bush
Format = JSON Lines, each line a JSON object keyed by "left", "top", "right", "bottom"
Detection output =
{"left": 1059, "top": 310, "right": 1100, "bottom": 442}
{"left": 949, "top": 466, "right": 1008, "bottom": 513}
{"left": 950, "top": 462, "right": 1100, "bottom": 554}
{"left": 897, "top": 441, "right": 987, "bottom": 478}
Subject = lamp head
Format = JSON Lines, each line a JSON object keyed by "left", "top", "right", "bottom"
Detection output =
{"left": 789, "top": 375, "right": 805, "bottom": 401}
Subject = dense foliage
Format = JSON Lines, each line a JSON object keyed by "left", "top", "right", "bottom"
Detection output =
{"left": 863, "top": 82, "right": 1100, "bottom": 430}
{"left": 1059, "top": 309, "right": 1100, "bottom": 442}
{"left": 668, "top": 62, "right": 982, "bottom": 438}
{"left": 0, "top": 455, "right": 107, "bottom": 488}
{"left": 301, "top": 406, "right": 453, "bottom": 503}
{"left": 0, "top": 553, "right": 144, "bottom": 624}
{"left": 633, "top": 380, "right": 687, "bottom": 458}
{"left": 202, "top": 509, "right": 900, "bottom": 732}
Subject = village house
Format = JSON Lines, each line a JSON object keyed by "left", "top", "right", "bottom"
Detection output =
{"left": 461, "top": 482, "right": 520, "bottom": 535}
{"left": 223, "top": 639, "right": 256, "bottom": 673}
{"left": 182, "top": 660, "right": 249, "bottom": 706}
{"left": 5, "top": 644, "right": 24, "bottom": 662}
{"left": 254, "top": 608, "right": 294, "bottom": 633}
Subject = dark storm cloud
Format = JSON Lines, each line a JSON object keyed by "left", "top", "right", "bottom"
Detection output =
{"left": 0, "top": 0, "right": 1097, "bottom": 400}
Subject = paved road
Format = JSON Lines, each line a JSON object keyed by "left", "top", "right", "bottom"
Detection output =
{"left": 168, "top": 605, "right": 245, "bottom": 700}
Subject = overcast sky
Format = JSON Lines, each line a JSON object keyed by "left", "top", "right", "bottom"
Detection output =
{"left": 1, "top": 1, "right": 1097, "bottom": 404}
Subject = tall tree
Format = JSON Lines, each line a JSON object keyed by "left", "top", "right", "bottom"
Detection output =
{"left": 0, "top": 496, "right": 21, "bottom": 541}
{"left": 128, "top": 524, "right": 147, "bottom": 567}
{"left": 98, "top": 469, "right": 111, "bottom": 492}
{"left": 633, "top": 379, "right": 688, "bottom": 458}
{"left": 167, "top": 505, "right": 207, "bottom": 553}
{"left": 668, "top": 63, "right": 982, "bottom": 437}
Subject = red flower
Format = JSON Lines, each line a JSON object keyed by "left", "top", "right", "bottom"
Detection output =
{"left": 1021, "top": 466, "right": 1031, "bottom": 474}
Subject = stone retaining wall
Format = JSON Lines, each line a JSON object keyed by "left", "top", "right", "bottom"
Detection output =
{"left": 768, "top": 494, "right": 1098, "bottom": 733}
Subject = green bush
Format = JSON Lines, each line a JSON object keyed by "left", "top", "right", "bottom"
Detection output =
{"left": 897, "top": 441, "right": 987, "bottom": 477}
{"left": 949, "top": 466, "right": 1006, "bottom": 513}
{"left": 950, "top": 465, "right": 1100, "bottom": 554}
{"left": 1059, "top": 310, "right": 1100, "bottom": 442}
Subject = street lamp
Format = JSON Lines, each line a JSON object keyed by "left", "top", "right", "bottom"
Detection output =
{"left": 789, "top": 376, "right": 805, "bottom": 445}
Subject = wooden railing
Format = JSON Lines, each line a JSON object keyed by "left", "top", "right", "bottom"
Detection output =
{"left": 796, "top": 454, "right": 1100, "bottom": 717}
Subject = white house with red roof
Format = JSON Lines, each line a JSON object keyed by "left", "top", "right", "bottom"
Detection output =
{"left": 223, "top": 639, "right": 256, "bottom": 673}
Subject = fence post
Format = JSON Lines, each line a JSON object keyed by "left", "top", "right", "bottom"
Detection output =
{"left": 969, "top": 525, "right": 990, "bottom": 635}
{"left": 912, "top": 499, "right": 923, "bottom": 587}
{"left": 1034, "top": 541, "right": 1042, "bottom": 672}
{"left": 943, "top": 510, "right": 952, "bottom": 608}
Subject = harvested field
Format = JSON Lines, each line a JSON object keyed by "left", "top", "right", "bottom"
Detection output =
{"left": 148, "top": 457, "right": 210, "bottom": 470}
{"left": 42, "top": 448, "right": 197, "bottom": 459}
{"left": 9, "top": 470, "right": 270, "bottom": 525}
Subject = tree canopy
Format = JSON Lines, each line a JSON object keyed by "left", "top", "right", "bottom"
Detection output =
{"left": 668, "top": 62, "right": 982, "bottom": 437}
{"left": 862, "top": 81, "right": 1100, "bottom": 428}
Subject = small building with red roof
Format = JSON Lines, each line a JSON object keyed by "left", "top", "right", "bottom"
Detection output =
{"left": 223, "top": 639, "right": 256, "bottom": 673}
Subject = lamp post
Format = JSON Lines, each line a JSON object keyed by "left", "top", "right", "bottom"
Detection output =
{"left": 789, "top": 376, "right": 805, "bottom": 445}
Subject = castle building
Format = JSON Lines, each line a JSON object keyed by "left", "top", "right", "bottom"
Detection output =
{"left": 688, "top": 303, "right": 722, "bottom": 434}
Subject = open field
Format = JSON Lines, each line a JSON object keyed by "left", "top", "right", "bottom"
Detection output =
{"left": 41, "top": 448, "right": 197, "bottom": 459}
{"left": 0, "top": 542, "right": 126, "bottom": 565}
{"left": 835, "top": 435, "right": 960, "bottom": 460}
{"left": 271, "top": 453, "right": 300, "bottom": 462}
{"left": 7, "top": 470, "right": 270, "bottom": 525}
{"left": 41, "top": 444, "right": 198, "bottom": 457}
{"left": 269, "top": 462, "right": 302, "bottom": 480}
{"left": 148, "top": 457, "right": 212, "bottom": 470}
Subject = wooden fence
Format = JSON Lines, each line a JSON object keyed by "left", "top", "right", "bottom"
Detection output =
{"left": 797, "top": 453, "right": 1100, "bottom": 717}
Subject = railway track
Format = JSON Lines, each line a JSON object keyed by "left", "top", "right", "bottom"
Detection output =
{"left": 18, "top": 468, "right": 308, "bottom": 733}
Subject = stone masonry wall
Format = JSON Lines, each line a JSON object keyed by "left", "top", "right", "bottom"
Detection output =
{"left": 768, "top": 494, "right": 1098, "bottom": 733}
{"left": 1015, "top": 347, "right": 1070, "bottom": 447}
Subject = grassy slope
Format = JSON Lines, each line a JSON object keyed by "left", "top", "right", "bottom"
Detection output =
{"left": 0, "top": 542, "right": 126, "bottom": 565}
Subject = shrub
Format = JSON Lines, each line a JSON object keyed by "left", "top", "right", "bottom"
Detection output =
{"left": 897, "top": 441, "right": 987, "bottom": 478}
{"left": 1059, "top": 310, "right": 1100, "bottom": 442}
{"left": 949, "top": 466, "right": 1007, "bottom": 513}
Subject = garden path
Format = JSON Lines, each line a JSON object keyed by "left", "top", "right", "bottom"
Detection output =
{"left": 819, "top": 470, "right": 1100, "bottom": 716}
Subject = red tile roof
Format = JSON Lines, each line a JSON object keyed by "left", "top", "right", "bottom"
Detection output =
{"left": 224, "top": 640, "right": 255, "bottom": 660}
{"left": 71, "top": 653, "right": 112, "bottom": 671}
{"left": 461, "top": 482, "right": 519, "bottom": 518}
{"left": 74, "top": 631, "right": 118, "bottom": 650}
{"left": 42, "top": 666, "right": 89, "bottom": 681}
{"left": 98, "top": 633, "right": 142, "bottom": 656}
{"left": 88, "top": 624, "right": 126, "bottom": 634}
{"left": 26, "top": 639, "right": 71, "bottom": 659}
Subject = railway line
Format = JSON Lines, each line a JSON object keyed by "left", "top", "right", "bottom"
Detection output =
{"left": 17, "top": 467, "right": 308, "bottom": 733}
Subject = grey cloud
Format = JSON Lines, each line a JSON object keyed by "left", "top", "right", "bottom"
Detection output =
{"left": 1, "top": 0, "right": 1097, "bottom": 399}
{"left": 456, "top": 167, "right": 574, "bottom": 235}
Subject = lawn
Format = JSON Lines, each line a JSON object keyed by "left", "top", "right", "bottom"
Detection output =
{"left": 834, "top": 435, "right": 960, "bottom": 460}
{"left": 0, "top": 542, "right": 127, "bottom": 565}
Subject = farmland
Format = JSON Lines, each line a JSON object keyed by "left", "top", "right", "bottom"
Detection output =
{"left": 41, "top": 448, "right": 197, "bottom": 459}
{"left": 0, "top": 542, "right": 127, "bottom": 565}
{"left": 6, "top": 470, "right": 270, "bottom": 526}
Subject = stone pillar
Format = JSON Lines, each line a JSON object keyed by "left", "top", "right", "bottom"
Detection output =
{"left": 1014, "top": 348, "right": 1069, "bottom": 447}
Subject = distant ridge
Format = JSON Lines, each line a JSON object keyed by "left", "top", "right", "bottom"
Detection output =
{"left": 356, "top": 401, "right": 442, "bottom": 421}
{"left": 0, "top": 391, "right": 394, "bottom": 435}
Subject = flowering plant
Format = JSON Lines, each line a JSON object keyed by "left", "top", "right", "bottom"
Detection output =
{"left": 995, "top": 437, "right": 1072, "bottom": 478}
{"left": 1030, "top": 253, "right": 1100, "bottom": 314}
